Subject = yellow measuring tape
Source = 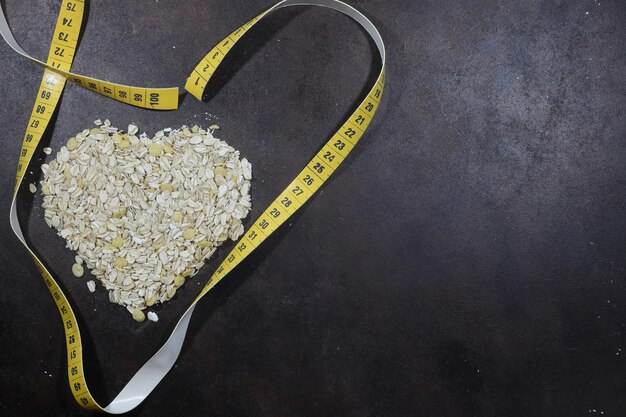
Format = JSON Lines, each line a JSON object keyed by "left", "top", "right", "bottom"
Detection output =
{"left": 5, "top": 0, "right": 385, "bottom": 413}
{"left": 0, "top": 1, "right": 178, "bottom": 112}
{"left": 0, "top": 0, "right": 179, "bottom": 185}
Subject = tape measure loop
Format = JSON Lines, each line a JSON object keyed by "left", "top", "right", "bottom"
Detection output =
{"left": 6, "top": 0, "right": 384, "bottom": 413}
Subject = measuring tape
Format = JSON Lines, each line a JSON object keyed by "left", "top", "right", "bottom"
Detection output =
{"left": 0, "top": 0, "right": 178, "bottom": 111}
{"left": 0, "top": 0, "right": 178, "bottom": 185}
{"left": 4, "top": 0, "right": 385, "bottom": 413}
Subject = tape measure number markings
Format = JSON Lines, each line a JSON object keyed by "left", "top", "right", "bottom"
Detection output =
{"left": 199, "top": 75, "right": 384, "bottom": 293}
{"left": 6, "top": 0, "right": 385, "bottom": 413}
{"left": 8, "top": 0, "right": 99, "bottom": 410}
{"left": 0, "top": 0, "right": 178, "bottom": 113}
{"left": 14, "top": 0, "right": 85, "bottom": 186}
{"left": 188, "top": 0, "right": 385, "bottom": 291}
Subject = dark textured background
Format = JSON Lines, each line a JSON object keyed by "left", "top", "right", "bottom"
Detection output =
{"left": 1, "top": 0, "right": 625, "bottom": 416}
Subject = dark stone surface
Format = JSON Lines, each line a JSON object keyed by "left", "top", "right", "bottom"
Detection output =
{"left": 0, "top": 0, "right": 625, "bottom": 416}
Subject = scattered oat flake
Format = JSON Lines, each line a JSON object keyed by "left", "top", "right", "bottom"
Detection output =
{"left": 29, "top": 183, "right": 37, "bottom": 193}
{"left": 132, "top": 309, "right": 146, "bottom": 322}
{"left": 43, "top": 147, "right": 52, "bottom": 155}
{"left": 87, "top": 280, "right": 96, "bottom": 292}
{"left": 72, "top": 263, "right": 84, "bottom": 277}
{"left": 147, "top": 311, "right": 159, "bottom": 322}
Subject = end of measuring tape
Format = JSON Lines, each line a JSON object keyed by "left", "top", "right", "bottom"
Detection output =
{"left": 184, "top": 13, "right": 267, "bottom": 100}
{"left": 65, "top": 73, "right": 179, "bottom": 110}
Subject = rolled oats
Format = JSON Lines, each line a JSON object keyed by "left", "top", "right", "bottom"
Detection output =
{"left": 40, "top": 122, "right": 252, "bottom": 319}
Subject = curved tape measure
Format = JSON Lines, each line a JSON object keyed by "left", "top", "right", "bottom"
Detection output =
{"left": 0, "top": 0, "right": 179, "bottom": 114}
{"left": 6, "top": 0, "right": 385, "bottom": 413}
{"left": 0, "top": 0, "right": 179, "bottom": 184}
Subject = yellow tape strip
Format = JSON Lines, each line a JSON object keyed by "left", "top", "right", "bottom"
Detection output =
{"left": 0, "top": 0, "right": 178, "bottom": 112}
{"left": 184, "top": 11, "right": 269, "bottom": 99}
{"left": 10, "top": 0, "right": 99, "bottom": 410}
{"left": 9, "top": 0, "right": 385, "bottom": 413}
{"left": 186, "top": 1, "right": 384, "bottom": 299}
{"left": 194, "top": 72, "right": 384, "bottom": 298}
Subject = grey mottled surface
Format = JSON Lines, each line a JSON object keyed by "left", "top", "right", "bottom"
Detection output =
{"left": 0, "top": 0, "right": 625, "bottom": 416}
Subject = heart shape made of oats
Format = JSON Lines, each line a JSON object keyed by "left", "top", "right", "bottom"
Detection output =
{"left": 40, "top": 120, "right": 252, "bottom": 319}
